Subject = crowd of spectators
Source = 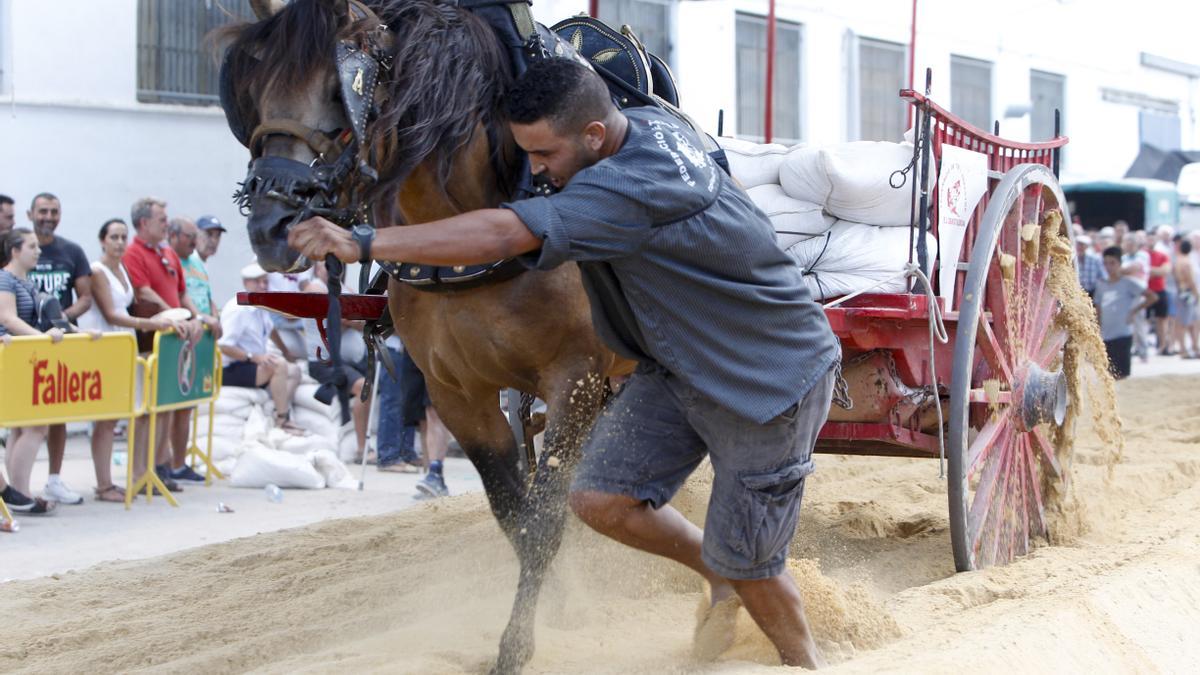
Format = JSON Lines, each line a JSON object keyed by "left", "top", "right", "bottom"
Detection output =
{"left": 1074, "top": 220, "right": 1200, "bottom": 378}
{"left": 0, "top": 191, "right": 452, "bottom": 522}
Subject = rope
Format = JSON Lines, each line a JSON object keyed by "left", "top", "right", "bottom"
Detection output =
{"left": 822, "top": 262, "right": 949, "bottom": 478}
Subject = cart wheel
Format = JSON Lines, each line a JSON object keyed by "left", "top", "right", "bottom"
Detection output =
{"left": 948, "top": 163, "right": 1074, "bottom": 571}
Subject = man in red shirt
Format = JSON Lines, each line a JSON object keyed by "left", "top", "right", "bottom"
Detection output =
{"left": 123, "top": 197, "right": 216, "bottom": 492}
{"left": 1145, "top": 235, "right": 1173, "bottom": 354}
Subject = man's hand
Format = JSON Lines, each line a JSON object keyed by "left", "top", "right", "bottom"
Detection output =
{"left": 288, "top": 217, "right": 358, "bottom": 264}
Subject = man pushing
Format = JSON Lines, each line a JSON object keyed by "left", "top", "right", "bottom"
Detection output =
{"left": 291, "top": 58, "right": 839, "bottom": 668}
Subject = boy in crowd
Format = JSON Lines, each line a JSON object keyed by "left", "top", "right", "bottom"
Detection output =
{"left": 1095, "top": 246, "right": 1158, "bottom": 379}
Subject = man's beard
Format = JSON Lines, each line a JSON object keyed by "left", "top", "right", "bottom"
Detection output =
{"left": 34, "top": 222, "right": 56, "bottom": 238}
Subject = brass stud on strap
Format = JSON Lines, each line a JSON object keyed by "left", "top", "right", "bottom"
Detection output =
{"left": 452, "top": 266, "right": 466, "bottom": 273}
{"left": 408, "top": 266, "right": 421, "bottom": 277}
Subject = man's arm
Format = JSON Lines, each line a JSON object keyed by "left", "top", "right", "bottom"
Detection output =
{"left": 65, "top": 273, "right": 93, "bottom": 319}
{"left": 135, "top": 286, "right": 173, "bottom": 313}
{"left": 289, "top": 210, "right": 541, "bottom": 266}
{"left": 181, "top": 293, "right": 221, "bottom": 339}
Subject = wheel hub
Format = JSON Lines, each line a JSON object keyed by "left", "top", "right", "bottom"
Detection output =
{"left": 1017, "top": 363, "right": 1067, "bottom": 430}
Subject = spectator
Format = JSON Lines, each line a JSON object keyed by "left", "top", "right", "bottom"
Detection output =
{"left": 1153, "top": 225, "right": 1175, "bottom": 255}
{"left": 1095, "top": 226, "right": 1115, "bottom": 254}
{"left": 1142, "top": 232, "right": 1172, "bottom": 355}
{"left": 1113, "top": 220, "right": 1130, "bottom": 247}
{"left": 1074, "top": 234, "right": 1103, "bottom": 296}
{"left": 1095, "top": 246, "right": 1157, "bottom": 379}
{"left": 0, "top": 194, "right": 14, "bottom": 234}
{"left": 123, "top": 197, "right": 211, "bottom": 493}
{"left": 266, "top": 271, "right": 311, "bottom": 361}
{"left": 194, "top": 215, "right": 226, "bottom": 263}
{"left": 0, "top": 228, "right": 65, "bottom": 513}
{"left": 396, "top": 348, "right": 451, "bottom": 497}
{"left": 1120, "top": 232, "right": 1152, "bottom": 360}
{"left": 218, "top": 264, "right": 306, "bottom": 434}
{"left": 77, "top": 219, "right": 182, "bottom": 501}
{"left": 1173, "top": 238, "right": 1199, "bottom": 359}
{"left": 26, "top": 193, "right": 94, "bottom": 506}
{"left": 165, "top": 216, "right": 222, "bottom": 483}
{"left": 302, "top": 266, "right": 369, "bottom": 459}
{"left": 374, "top": 335, "right": 422, "bottom": 473}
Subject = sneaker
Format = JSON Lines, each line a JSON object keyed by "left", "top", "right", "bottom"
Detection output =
{"left": 3, "top": 486, "right": 57, "bottom": 515}
{"left": 170, "top": 465, "right": 207, "bottom": 483}
{"left": 415, "top": 472, "right": 449, "bottom": 499}
{"left": 43, "top": 476, "right": 84, "bottom": 505}
{"left": 154, "top": 465, "right": 184, "bottom": 493}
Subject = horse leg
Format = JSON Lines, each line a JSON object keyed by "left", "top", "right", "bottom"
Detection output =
{"left": 492, "top": 369, "right": 606, "bottom": 675}
{"left": 431, "top": 387, "right": 528, "bottom": 545}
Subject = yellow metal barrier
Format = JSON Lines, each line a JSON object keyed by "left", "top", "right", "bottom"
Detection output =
{"left": 126, "top": 328, "right": 222, "bottom": 507}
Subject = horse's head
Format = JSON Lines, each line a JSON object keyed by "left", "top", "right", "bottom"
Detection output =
{"left": 219, "top": 0, "right": 515, "bottom": 272}
{"left": 218, "top": 0, "right": 394, "bottom": 271}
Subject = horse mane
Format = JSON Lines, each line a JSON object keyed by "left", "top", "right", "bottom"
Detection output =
{"left": 218, "top": 0, "right": 515, "bottom": 222}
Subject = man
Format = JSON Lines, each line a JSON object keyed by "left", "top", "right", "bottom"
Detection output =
{"left": 1095, "top": 246, "right": 1158, "bottom": 379}
{"left": 291, "top": 59, "right": 838, "bottom": 667}
{"left": 218, "top": 264, "right": 305, "bottom": 434}
{"left": 1141, "top": 232, "right": 1172, "bottom": 354}
{"left": 26, "top": 193, "right": 93, "bottom": 505}
{"left": 166, "top": 216, "right": 222, "bottom": 482}
{"left": 195, "top": 215, "right": 226, "bottom": 263}
{"left": 123, "top": 198, "right": 212, "bottom": 492}
{"left": 1074, "top": 234, "right": 1103, "bottom": 296}
{"left": 0, "top": 194, "right": 14, "bottom": 233}
{"left": 1120, "top": 232, "right": 1152, "bottom": 360}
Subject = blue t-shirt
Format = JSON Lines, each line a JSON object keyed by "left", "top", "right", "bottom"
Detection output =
{"left": 1094, "top": 275, "right": 1146, "bottom": 341}
{"left": 0, "top": 269, "right": 37, "bottom": 336}
{"left": 504, "top": 106, "right": 839, "bottom": 423}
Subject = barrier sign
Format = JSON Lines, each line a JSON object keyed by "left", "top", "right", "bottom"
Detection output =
{"left": 153, "top": 331, "right": 217, "bottom": 409}
{"left": 0, "top": 333, "right": 139, "bottom": 426}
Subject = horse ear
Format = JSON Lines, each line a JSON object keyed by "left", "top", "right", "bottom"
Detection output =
{"left": 248, "top": 0, "right": 286, "bottom": 20}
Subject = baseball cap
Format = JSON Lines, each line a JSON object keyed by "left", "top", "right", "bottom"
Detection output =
{"left": 1076, "top": 234, "right": 1092, "bottom": 246}
{"left": 241, "top": 262, "right": 268, "bottom": 279}
{"left": 196, "top": 215, "right": 227, "bottom": 232}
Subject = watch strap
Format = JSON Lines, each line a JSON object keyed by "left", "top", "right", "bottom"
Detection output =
{"left": 351, "top": 226, "right": 375, "bottom": 263}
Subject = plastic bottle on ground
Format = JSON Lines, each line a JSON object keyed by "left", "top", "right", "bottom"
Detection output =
{"left": 264, "top": 484, "right": 283, "bottom": 503}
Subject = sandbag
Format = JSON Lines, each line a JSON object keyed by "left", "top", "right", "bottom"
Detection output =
{"left": 293, "top": 383, "right": 338, "bottom": 416}
{"left": 786, "top": 220, "right": 939, "bottom": 300}
{"left": 780, "top": 142, "right": 933, "bottom": 226}
{"left": 229, "top": 445, "right": 326, "bottom": 489}
{"left": 216, "top": 386, "right": 271, "bottom": 407}
{"left": 717, "top": 137, "right": 790, "bottom": 189}
{"left": 745, "top": 184, "right": 835, "bottom": 249}
{"left": 209, "top": 437, "right": 244, "bottom": 463}
{"left": 310, "top": 448, "right": 351, "bottom": 487}
{"left": 212, "top": 396, "right": 254, "bottom": 418}
{"left": 292, "top": 406, "right": 339, "bottom": 438}
{"left": 338, "top": 431, "right": 359, "bottom": 462}
{"left": 278, "top": 433, "right": 336, "bottom": 455}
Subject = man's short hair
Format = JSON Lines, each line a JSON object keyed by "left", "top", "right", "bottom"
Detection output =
{"left": 30, "top": 192, "right": 59, "bottom": 210}
{"left": 505, "top": 59, "right": 614, "bottom": 133}
{"left": 0, "top": 194, "right": 13, "bottom": 207}
{"left": 1102, "top": 246, "right": 1123, "bottom": 260}
{"left": 131, "top": 197, "right": 166, "bottom": 229}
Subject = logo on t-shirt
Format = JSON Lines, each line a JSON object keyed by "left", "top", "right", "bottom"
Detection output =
{"left": 28, "top": 268, "right": 73, "bottom": 300}
{"left": 647, "top": 118, "right": 715, "bottom": 193}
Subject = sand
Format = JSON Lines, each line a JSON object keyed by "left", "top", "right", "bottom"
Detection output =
{"left": 3, "top": 374, "right": 1200, "bottom": 673}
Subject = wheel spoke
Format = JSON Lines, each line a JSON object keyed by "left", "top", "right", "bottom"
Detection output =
{"left": 1035, "top": 329, "right": 1068, "bottom": 369}
{"left": 967, "top": 407, "right": 1013, "bottom": 477}
{"left": 1031, "top": 426, "right": 1063, "bottom": 480}
{"left": 985, "top": 440, "right": 1014, "bottom": 566}
{"left": 1023, "top": 272, "right": 1057, "bottom": 361}
{"left": 1015, "top": 435, "right": 1031, "bottom": 557}
{"left": 1022, "top": 435, "right": 1048, "bottom": 539}
{"left": 967, "top": 423, "right": 1013, "bottom": 561}
{"left": 978, "top": 315, "right": 1015, "bottom": 384}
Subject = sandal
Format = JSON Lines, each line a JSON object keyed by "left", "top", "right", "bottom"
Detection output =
{"left": 94, "top": 485, "right": 126, "bottom": 503}
{"left": 379, "top": 461, "right": 420, "bottom": 474}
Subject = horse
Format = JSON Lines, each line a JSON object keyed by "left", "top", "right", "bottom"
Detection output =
{"left": 218, "top": 0, "right": 627, "bottom": 671}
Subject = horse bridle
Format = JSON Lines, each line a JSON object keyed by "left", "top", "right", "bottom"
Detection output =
{"left": 231, "top": 0, "right": 398, "bottom": 419}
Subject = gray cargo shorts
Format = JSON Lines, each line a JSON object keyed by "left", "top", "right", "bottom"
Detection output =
{"left": 571, "top": 364, "right": 834, "bottom": 580}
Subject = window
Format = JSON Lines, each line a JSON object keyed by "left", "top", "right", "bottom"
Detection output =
{"left": 858, "top": 38, "right": 907, "bottom": 141}
{"left": 597, "top": 0, "right": 673, "bottom": 62}
{"left": 950, "top": 55, "right": 993, "bottom": 132}
{"left": 1140, "top": 110, "right": 1182, "bottom": 150}
{"left": 735, "top": 13, "right": 802, "bottom": 144}
{"left": 1030, "top": 70, "right": 1065, "bottom": 141}
{"left": 137, "top": 0, "right": 254, "bottom": 105}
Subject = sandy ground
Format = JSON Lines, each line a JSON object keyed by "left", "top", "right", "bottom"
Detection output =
{"left": 2, "top": 362, "right": 1199, "bottom": 673}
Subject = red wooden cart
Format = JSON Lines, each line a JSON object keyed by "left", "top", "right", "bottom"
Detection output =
{"left": 241, "top": 84, "right": 1074, "bottom": 573}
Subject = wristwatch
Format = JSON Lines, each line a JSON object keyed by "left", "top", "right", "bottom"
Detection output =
{"left": 350, "top": 224, "right": 375, "bottom": 263}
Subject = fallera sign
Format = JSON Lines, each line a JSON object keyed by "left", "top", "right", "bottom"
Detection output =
{"left": 0, "top": 333, "right": 138, "bottom": 426}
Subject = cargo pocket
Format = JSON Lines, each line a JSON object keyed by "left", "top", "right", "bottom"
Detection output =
{"left": 736, "top": 459, "right": 814, "bottom": 565}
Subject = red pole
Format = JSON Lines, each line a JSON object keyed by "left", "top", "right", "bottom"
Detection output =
{"left": 907, "top": 0, "right": 918, "bottom": 127}
{"left": 765, "top": 0, "right": 776, "bottom": 143}
{"left": 589, "top": 0, "right": 598, "bottom": 18}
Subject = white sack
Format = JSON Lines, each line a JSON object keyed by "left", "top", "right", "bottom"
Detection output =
{"left": 293, "top": 383, "right": 338, "bottom": 417}
{"left": 786, "top": 220, "right": 939, "bottom": 300}
{"left": 310, "top": 448, "right": 351, "bottom": 487}
{"left": 780, "top": 142, "right": 933, "bottom": 226}
{"left": 745, "top": 184, "right": 835, "bottom": 249}
{"left": 292, "top": 406, "right": 340, "bottom": 438}
{"left": 717, "top": 137, "right": 790, "bottom": 189}
{"left": 209, "top": 437, "right": 244, "bottom": 463}
{"left": 212, "top": 397, "right": 254, "bottom": 418}
{"left": 229, "top": 445, "right": 326, "bottom": 489}
{"left": 338, "top": 430, "right": 359, "bottom": 462}
{"left": 278, "top": 433, "right": 335, "bottom": 455}
{"left": 216, "top": 386, "right": 271, "bottom": 407}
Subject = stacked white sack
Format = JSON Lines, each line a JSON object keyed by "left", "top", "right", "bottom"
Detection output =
{"left": 786, "top": 220, "right": 939, "bottom": 300}
{"left": 779, "top": 141, "right": 934, "bottom": 227}
{"left": 193, "top": 386, "right": 272, "bottom": 468}
{"left": 717, "top": 137, "right": 791, "bottom": 188}
{"left": 291, "top": 383, "right": 359, "bottom": 461}
{"left": 745, "top": 184, "right": 835, "bottom": 249}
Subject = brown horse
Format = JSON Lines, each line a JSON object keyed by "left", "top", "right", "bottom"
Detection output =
{"left": 219, "top": 0, "right": 625, "bottom": 671}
